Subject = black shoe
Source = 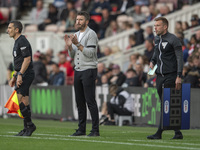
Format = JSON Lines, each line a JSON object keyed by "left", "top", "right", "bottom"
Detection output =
{"left": 23, "top": 124, "right": 36, "bottom": 136}
{"left": 104, "top": 120, "right": 115, "bottom": 125}
{"left": 87, "top": 132, "right": 100, "bottom": 137}
{"left": 15, "top": 129, "right": 26, "bottom": 136}
{"left": 172, "top": 133, "right": 183, "bottom": 139}
{"left": 71, "top": 130, "right": 86, "bottom": 136}
{"left": 99, "top": 116, "right": 108, "bottom": 125}
{"left": 147, "top": 134, "right": 161, "bottom": 139}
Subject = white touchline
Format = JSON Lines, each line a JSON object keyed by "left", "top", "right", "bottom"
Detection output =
{"left": 128, "top": 139, "right": 200, "bottom": 146}
{"left": 1, "top": 134, "right": 200, "bottom": 150}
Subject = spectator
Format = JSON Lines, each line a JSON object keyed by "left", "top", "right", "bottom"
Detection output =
{"left": 190, "top": 14, "right": 199, "bottom": 28}
{"left": 143, "top": 75, "right": 157, "bottom": 88}
{"left": 109, "top": 0, "right": 134, "bottom": 18}
{"left": 121, "top": 21, "right": 133, "bottom": 31}
{"left": 45, "top": 48, "right": 55, "bottom": 78}
{"left": 184, "top": 55, "right": 200, "bottom": 88}
{"left": 126, "top": 34, "right": 137, "bottom": 50}
{"left": 182, "top": 21, "right": 189, "bottom": 31}
{"left": 59, "top": 9, "right": 77, "bottom": 32}
{"left": 144, "top": 38, "right": 154, "bottom": 62}
{"left": 101, "top": 74, "right": 109, "bottom": 87}
{"left": 32, "top": 51, "right": 48, "bottom": 85}
{"left": 134, "top": 22, "right": 145, "bottom": 45}
{"left": 102, "top": 46, "right": 112, "bottom": 56}
{"left": 81, "top": 0, "right": 94, "bottom": 13}
{"left": 146, "top": 4, "right": 158, "bottom": 22}
{"left": 182, "top": 66, "right": 190, "bottom": 81}
{"left": 48, "top": 63, "right": 65, "bottom": 86}
{"left": 59, "top": 1, "right": 75, "bottom": 25}
{"left": 30, "top": 0, "right": 48, "bottom": 25}
{"left": 88, "top": 18, "right": 100, "bottom": 34}
{"left": 98, "top": 8, "right": 111, "bottom": 39}
{"left": 96, "top": 62, "right": 106, "bottom": 85}
{"left": 175, "top": 21, "right": 183, "bottom": 34}
{"left": 122, "top": 68, "right": 140, "bottom": 87}
{"left": 138, "top": 55, "right": 149, "bottom": 73}
{"left": 100, "top": 84, "right": 134, "bottom": 125}
{"left": 128, "top": 53, "right": 140, "bottom": 70}
{"left": 5, "top": 62, "right": 14, "bottom": 84}
{"left": 108, "top": 64, "right": 126, "bottom": 86}
{"left": 38, "top": 3, "right": 58, "bottom": 31}
{"left": 196, "top": 30, "right": 200, "bottom": 43}
{"left": 58, "top": 52, "right": 74, "bottom": 85}
{"left": 90, "top": 0, "right": 111, "bottom": 16}
{"left": 145, "top": 26, "right": 154, "bottom": 40}
{"left": 0, "top": 0, "right": 19, "bottom": 21}
{"left": 156, "top": 5, "right": 170, "bottom": 17}
{"left": 188, "top": 35, "right": 198, "bottom": 55}
{"left": 126, "top": 4, "right": 146, "bottom": 24}
{"left": 135, "top": 62, "right": 147, "bottom": 86}
{"left": 105, "top": 20, "right": 122, "bottom": 38}
{"left": 176, "top": 32, "right": 189, "bottom": 63}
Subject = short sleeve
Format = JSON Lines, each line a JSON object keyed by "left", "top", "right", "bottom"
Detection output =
{"left": 19, "top": 38, "right": 31, "bottom": 57}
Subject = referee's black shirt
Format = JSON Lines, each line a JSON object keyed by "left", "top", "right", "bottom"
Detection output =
{"left": 13, "top": 35, "right": 33, "bottom": 72}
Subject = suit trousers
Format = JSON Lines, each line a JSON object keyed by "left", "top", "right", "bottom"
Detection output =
{"left": 74, "top": 69, "right": 99, "bottom": 132}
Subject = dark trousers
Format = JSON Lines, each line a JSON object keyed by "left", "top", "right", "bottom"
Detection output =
{"left": 74, "top": 69, "right": 99, "bottom": 132}
{"left": 156, "top": 73, "right": 181, "bottom": 134}
{"left": 107, "top": 102, "right": 132, "bottom": 120}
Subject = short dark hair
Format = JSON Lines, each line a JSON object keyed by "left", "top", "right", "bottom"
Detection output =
{"left": 146, "top": 38, "right": 154, "bottom": 45}
{"left": 10, "top": 20, "right": 23, "bottom": 33}
{"left": 77, "top": 11, "right": 90, "bottom": 21}
{"left": 52, "top": 62, "right": 59, "bottom": 68}
{"left": 154, "top": 17, "right": 169, "bottom": 28}
{"left": 126, "top": 68, "right": 136, "bottom": 74}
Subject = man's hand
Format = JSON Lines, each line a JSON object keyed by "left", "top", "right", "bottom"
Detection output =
{"left": 70, "top": 34, "right": 79, "bottom": 45}
{"left": 17, "top": 75, "right": 23, "bottom": 88}
{"left": 64, "top": 34, "right": 72, "bottom": 47}
{"left": 9, "top": 77, "right": 16, "bottom": 87}
{"left": 149, "top": 62, "right": 154, "bottom": 69}
{"left": 175, "top": 77, "right": 182, "bottom": 90}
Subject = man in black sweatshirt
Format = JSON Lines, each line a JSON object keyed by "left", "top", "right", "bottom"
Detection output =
{"left": 147, "top": 17, "right": 183, "bottom": 140}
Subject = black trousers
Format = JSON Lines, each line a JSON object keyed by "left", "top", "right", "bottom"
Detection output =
{"left": 74, "top": 69, "right": 99, "bottom": 132}
{"left": 156, "top": 72, "right": 181, "bottom": 134}
{"left": 107, "top": 102, "right": 132, "bottom": 120}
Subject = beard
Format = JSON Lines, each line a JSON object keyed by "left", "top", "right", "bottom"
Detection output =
{"left": 77, "top": 22, "right": 86, "bottom": 30}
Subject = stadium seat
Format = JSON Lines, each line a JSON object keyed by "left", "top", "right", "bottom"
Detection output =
{"left": 0, "top": 7, "right": 9, "bottom": 23}
{"left": 45, "top": 24, "right": 58, "bottom": 32}
{"left": 25, "top": 25, "right": 38, "bottom": 32}
{"left": 115, "top": 115, "right": 132, "bottom": 126}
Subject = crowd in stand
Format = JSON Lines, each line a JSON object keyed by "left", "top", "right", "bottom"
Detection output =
{"left": 3, "top": 0, "right": 200, "bottom": 88}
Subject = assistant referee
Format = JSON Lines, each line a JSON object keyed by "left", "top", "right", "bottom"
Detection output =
{"left": 7, "top": 21, "right": 36, "bottom": 136}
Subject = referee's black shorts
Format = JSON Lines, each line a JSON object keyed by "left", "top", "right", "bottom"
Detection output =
{"left": 15, "top": 69, "right": 35, "bottom": 96}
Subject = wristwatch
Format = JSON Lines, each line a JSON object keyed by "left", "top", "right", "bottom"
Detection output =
{"left": 18, "top": 72, "right": 23, "bottom": 76}
{"left": 76, "top": 43, "right": 81, "bottom": 47}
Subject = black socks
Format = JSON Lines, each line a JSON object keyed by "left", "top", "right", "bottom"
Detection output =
{"left": 19, "top": 103, "right": 33, "bottom": 127}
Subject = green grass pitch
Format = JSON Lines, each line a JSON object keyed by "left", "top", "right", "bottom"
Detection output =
{"left": 0, "top": 118, "right": 200, "bottom": 150}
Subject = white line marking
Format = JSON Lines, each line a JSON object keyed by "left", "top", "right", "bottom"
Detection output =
{"left": 128, "top": 139, "right": 200, "bottom": 146}
{"left": 1, "top": 134, "right": 199, "bottom": 150}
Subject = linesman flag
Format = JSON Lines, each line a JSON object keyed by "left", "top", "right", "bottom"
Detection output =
{"left": 4, "top": 90, "right": 24, "bottom": 118}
